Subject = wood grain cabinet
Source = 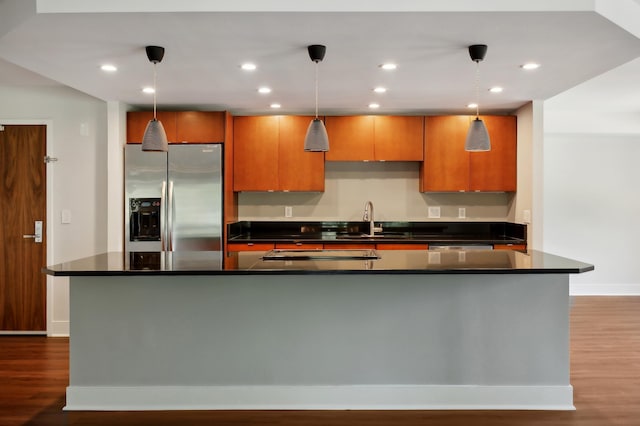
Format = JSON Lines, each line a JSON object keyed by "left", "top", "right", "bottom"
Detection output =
{"left": 126, "top": 111, "right": 225, "bottom": 143}
{"left": 325, "top": 115, "right": 424, "bottom": 161}
{"left": 420, "top": 115, "right": 516, "bottom": 192}
{"left": 233, "top": 115, "right": 325, "bottom": 192}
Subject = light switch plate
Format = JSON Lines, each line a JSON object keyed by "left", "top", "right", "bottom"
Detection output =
{"left": 458, "top": 207, "right": 466, "bottom": 219}
{"left": 523, "top": 209, "right": 531, "bottom": 224}
{"left": 285, "top": 206, "right": 293, "bottom": 218}
{"left": 428, "top": 206, "right": 441, "bottom": 219}
{"left": 61, "top": 209, "right": 71, "bottom": 224}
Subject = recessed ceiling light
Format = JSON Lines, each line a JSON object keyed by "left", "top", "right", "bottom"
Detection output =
{"left": 241, "top": 63, "right": 257, "bottom": 71}
{"left": 142, "top": 87, "right": 155, "bottom": 94}
{"left": 521, "top": 63, "right": 540, "bottom": 70}
{"left": 467, "top": 103, "right": 478, "bottom": 109}
{"left": 369, "top": 103, "right": 380, "bottom": 109}
{"left": 373, "top": 87, "right": 387, "bottom": 93}
{"left": 258, "top": 87, "right": 272, "bottom": 94}
{"left": 489, "top": 87, "right": 503, "bottom": 93}
{"left": 270, "top": 103, "right": 281, "bottom": 109}
{"left": 100, "top": 64, "right": 117, "bottom": 72}
{"left": 379, "top": 63, "right": 397, "bottom": 70}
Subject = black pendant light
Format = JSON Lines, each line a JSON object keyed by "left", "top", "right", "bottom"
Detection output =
{"left": 141, "top": 45, "right": 168, "bottom": 152}
{"left": 465, "top": 44, "right": 491, "bottom": 152}
{"left": 303, "top": 44, "right": 329, "bottom": 152}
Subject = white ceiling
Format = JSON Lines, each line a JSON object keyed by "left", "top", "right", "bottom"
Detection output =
{"left": 0, "top": 0, "right": 639, "bottom": 116}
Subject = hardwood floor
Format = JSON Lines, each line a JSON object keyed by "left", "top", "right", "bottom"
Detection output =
{"left": 1, "top": 297, "right": 638, "bottom": 426}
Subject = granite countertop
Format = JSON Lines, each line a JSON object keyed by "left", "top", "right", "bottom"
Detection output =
{"left": 43, "top": 249, "right": 593, "bottom": 276}
{"left": 227, "top": 221, "right": 527, "bottom": 246}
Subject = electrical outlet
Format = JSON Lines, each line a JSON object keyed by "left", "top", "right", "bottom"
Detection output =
{"left": 285, "top": 206, "right": 293, "bottom": 218}
{"left": 428, "top": 206, "right": 441, "bottom": 219}
{"left": 458, "top": 207, "right": 466, "bottom": 219}
{"left": 523, "top": 209, "right": 531, "bottom": 224}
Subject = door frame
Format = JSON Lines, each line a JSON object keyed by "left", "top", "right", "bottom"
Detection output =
{"left": 0, "top": 119, "right": 55, "bottom": 335}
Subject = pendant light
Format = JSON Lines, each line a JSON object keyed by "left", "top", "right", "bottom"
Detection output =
{"left": 303, "top": 44, "right": 329, "bottom": 152}
{"left": 465, "top": 44, "right": 491, "bottom": 152}
{"left": 141, "top": 45, "right": 168, "bottom": 152}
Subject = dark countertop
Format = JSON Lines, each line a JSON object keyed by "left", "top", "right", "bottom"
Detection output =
{"left": 227, "top": 221, "right": 527, "bottom": 246}
{"left": 43, "top": 249, "right": 593, "bottom": 276}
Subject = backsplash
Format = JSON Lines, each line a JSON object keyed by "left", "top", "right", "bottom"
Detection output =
{"left": 238, "top": 162, "right": 513, "bottom": 221}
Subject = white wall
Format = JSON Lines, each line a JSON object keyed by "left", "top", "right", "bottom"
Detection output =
{"left": 543, "top": 58, "right": 640, "bottom": 295}
{"left": 543, "top": 133, "right": 640, "bottom": 295}
{"left": 238, "top": 161, "right": 511, "bottom": 221}
{"left": 0, "top": 84, "right": 108, "bottom": 334}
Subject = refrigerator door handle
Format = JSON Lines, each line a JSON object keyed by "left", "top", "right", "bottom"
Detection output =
{"left": 168, "top": 180, "right": 175, "bottom": 251}
{"left": 160, "top": 180, "right": 167, "bottom": 250}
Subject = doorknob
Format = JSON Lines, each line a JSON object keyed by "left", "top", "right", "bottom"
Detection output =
{"left": 23, "top": 220, "right": 43, "bottom": 243}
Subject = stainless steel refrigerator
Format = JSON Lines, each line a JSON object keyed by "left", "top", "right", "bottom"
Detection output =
{"left": 124, "top": 144, "right": 223, "bottom": 253}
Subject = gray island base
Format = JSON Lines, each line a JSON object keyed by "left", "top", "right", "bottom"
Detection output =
{"left": 46, "top": 250, "right": 593, "bottom": 411}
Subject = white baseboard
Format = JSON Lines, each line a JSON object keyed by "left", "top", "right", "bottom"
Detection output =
{"left": 47, "top": 320, "right": 69, "bottom": 337}
{"left": 570, "top": 283, "right": 640, "bottom": 295}
{"left": 65, "top": 384, "right": 574, "bottom": 411}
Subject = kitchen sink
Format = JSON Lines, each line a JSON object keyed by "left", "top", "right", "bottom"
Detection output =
{"left": 262, "top": 249, "right": 380, "bottom": 260}
{"left": 336, "top": 232, "right": 409, "bottom": 240}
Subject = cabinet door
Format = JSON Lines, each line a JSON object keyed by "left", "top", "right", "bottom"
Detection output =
{"left": 227, "top": 242, "right": 275, "bottom": 252}
{"left": 233, "top": 116, "right": 279, "bottom": 191}
{"left": 126, "top": 111, "right": 177, "bottom": 143}
{"left": 420, "top": 116, "right": 469, "bottom": 191}
{"left": 278, "top": 116, "right": 325, "bottom": 191}
{"left": 374, "top": 116, "right": 424, "bottom": 161}
{"left": 175, "top": 111, "right": 225, "bottom": 143}
{"left": 469, "top": 116, "right": 517, "bottom": 192}
{"left": 275, "top": 243, "right": 324, "bottom": 250}
{"left": 325, "top": 116, "right": 375, "bottom": 161}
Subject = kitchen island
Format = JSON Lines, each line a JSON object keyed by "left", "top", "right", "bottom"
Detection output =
{"left": 44, "top": 249, "right": 593, "bottom": 411}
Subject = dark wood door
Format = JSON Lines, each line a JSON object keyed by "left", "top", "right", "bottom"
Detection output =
{"left": 0, "top": 125, "right": 47, "bottom": 331}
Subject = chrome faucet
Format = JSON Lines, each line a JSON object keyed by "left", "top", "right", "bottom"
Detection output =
{"left": 363, "top": 201, "right": 383, "bottom": 237}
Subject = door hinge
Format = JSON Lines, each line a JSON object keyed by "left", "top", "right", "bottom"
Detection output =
{"left": 44, "top": 156, "right": 58, "bottom": 164}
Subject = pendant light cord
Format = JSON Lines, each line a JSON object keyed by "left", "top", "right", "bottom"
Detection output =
{"left": 153, "top": 63, "right": 158, "bottom": 120}
{"left": 474, "top": 61, "right": 480, "bottom": 119}
{"left": 314, "top": 61, "right": 319, "bottom": 119}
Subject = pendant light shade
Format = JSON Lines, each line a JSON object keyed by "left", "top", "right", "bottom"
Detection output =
{"left": 465, "top": 117, "right": 490, "bottom": 151}
{"left": 142, "top": 45, "right": 168, "bottom": 152}
{"left": 304, "top": 44, "right": 329, "bottom": 152}
{"left": 465, "top": 44, "right": 491, "bottom": 152}
{"left": 142, "top": 119, "right": 168, "bottom": 151}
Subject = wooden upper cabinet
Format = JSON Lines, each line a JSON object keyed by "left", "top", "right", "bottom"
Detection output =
{"left": 420, "top": 115, "right": 517, "bottom": 192}
{"left": 127, "top": 111, "right": 224, "bottom": 144}
{"left": 175, "top": 111, "right": 225, "bottom": 143}
{"left": 374, "top": 116, "right": 424, "bottom": 161}
{"left": 233, "top": 115, "right": 325, "bottom": 192}
{"left": 469, "top": 115, "right": 517, "bottom": 192}
{"left": 233, "top": 116, "right": 279, "bottom": 191}
{"left": 126, "top": 111, "right": 177, "bottom": 143}
{"left": 325, "top": 115, "right": 423, "bottom": 161}
{"left": 325, "top": 116, "right": 375, "bottom": 161}
{"left": 278, "top": 116, "right": 325, "bottom": 192}
{"left": 420, "top": 116, "right": 469, "bottom": 192}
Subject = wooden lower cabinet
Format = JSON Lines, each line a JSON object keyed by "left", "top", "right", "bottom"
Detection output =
{"left": 323, "top": 243, "right": 377, "bottom": 250}
{"left": 376, "top": 243, "right": 429, "bottom": 250}
{"left": 275, "top": 243, "right": 324, "bottom": 250}
{"left": 493, "top": 244, "right": 526, "bottom": 251}
{"left": 227, "top": 242, "right": 275, "bottom": 252}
